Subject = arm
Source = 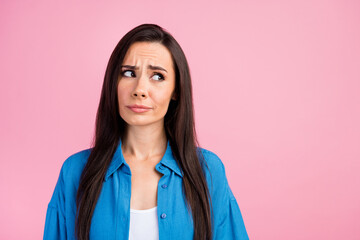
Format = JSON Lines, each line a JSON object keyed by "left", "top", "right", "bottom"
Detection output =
{"left": 43, "top": 163, "right": 67, "bottom": 240}
{"left": 202, "top": 150, "right": 249, "bottom": 240}
{"left": 213, "top": 172, "right": 249, "bottom": 240}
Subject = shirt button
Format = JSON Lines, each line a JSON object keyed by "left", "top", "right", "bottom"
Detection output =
{"left": 161, "top": 184, "right": 167, "bottom": 189}
{"left": 160, "top": 213, "right": 167, "bottom": 219}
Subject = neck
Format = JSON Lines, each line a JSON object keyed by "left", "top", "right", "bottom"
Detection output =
{"left": 121, "top": 123, "right": 167, "bottom": 162}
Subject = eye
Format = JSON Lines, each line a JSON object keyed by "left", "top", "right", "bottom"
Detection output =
{"left": 121, "top": 70, "right": 135, "bottom": 78}
{"left": 152, "top": 72, "right": 165, "bottom": 81}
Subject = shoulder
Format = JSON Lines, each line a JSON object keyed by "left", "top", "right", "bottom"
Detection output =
{"left": 48, "top": 148, "right": 92, "bottom": 207}
{"left": 196, "top": 147, "right": 228, "bottom": 192}
{"left": 61, "top": 148, "right": 91, "bottom": 172}
{"left": 196, "top": 146, "right": 236, "bottom": 202}
{"left": 58, "top": 148, "right": 92, "bottom": 185}
{"left": 196, "top": 147, "right": 226, "bottom": 177}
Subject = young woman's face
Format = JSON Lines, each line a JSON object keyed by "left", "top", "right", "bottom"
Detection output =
{"left": 117, "top": 41, "right": 176, "bottom": 127}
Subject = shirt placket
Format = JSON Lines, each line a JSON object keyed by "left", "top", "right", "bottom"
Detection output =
{"left": 156, "top": 163, "right": 171, "bottom": 240}
{"left": 115, "top": 163, "right": 132, "bottom": 239}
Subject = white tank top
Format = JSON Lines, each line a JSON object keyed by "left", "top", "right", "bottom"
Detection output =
{"left": 129, "top": 206, "right": 159, "bottom": 240}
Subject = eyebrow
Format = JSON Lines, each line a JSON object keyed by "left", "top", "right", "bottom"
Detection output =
{"left": 121, "top": 64, "right": 168, "bottom": 73}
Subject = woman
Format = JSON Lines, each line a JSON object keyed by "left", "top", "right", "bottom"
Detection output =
{"left": 43, "top": 23, "right": 249, "bottom": 240}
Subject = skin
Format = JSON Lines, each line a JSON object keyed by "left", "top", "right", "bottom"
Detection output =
{"left": 117, "top": 41, "right": 176, "bottom": 210}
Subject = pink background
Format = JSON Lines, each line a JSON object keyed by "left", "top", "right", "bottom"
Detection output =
{"left": 1, "top": 1, "right": 359, "bottom": 239}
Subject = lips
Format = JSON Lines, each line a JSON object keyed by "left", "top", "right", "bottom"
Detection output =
{"left": 127, "top": 104, "right": 152, "bottom": 113}
{"left": 128, "top": 104, "right": 152, "bottom": 109}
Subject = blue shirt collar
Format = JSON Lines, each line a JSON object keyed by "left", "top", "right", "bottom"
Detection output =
{"left": 104, "top": 138, "right": 183, "bottom": 181}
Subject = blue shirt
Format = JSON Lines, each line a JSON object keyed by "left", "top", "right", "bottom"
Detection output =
{"left": 43, "top": 139, "right": 249, "bottom": 239}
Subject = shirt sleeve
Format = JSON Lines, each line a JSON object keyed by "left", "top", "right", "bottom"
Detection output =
{"left": 43, "top": 163, "right": 67, "bottom": 240}
{"left": 211, "top": 155, "right": 250, "bottom": 240}
{"left": 217, "top": 180, "right": 249, "bottom": 240}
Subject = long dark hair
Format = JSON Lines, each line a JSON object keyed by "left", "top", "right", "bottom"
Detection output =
{"left": 75, "top": 23, "right": 212, "bottom": 240}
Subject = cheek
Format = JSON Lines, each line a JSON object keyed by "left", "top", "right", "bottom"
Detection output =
{"left": 117, "top": 91, "right": 128, "bottom": 113}
{"left": 117, "top": 84, "right": 129, "bottom": 102}
{"left": 152, "top": 91, "right": 172, "bottom": 109}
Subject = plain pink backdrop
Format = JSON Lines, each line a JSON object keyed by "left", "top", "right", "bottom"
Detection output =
{"left": 1, "top": 1, "right": 359, "bottom": 239}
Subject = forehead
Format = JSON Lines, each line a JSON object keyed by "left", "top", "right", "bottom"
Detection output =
{"left": 122, "top": 42, "right": 173, "bottom": 69}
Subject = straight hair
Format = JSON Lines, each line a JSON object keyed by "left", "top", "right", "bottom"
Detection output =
{"left": 75, "top": 23, "right": 212, "bottom": 240}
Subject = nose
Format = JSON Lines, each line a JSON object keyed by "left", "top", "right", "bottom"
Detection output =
{"left": 131, "top": 72, "right": 148, "bottom": 99}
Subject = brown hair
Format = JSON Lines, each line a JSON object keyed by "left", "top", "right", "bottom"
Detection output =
{"left": 75, "top": 23, "right": 212, "bottom": 240}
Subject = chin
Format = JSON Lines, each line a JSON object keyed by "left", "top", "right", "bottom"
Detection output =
{"left": 123, "top": 118, "right": 153, "bottom": 126}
